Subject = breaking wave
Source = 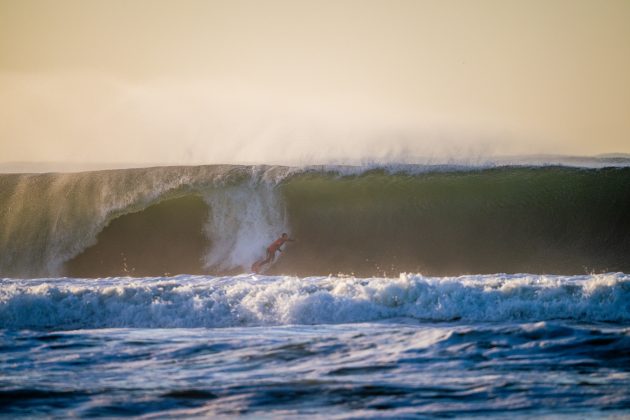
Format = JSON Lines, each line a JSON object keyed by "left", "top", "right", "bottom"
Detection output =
{"left": 0, "top": 273, "right": 628, "bottom": 330}
{"left": 1, "top": 162, "right": 629, "bottom": 277}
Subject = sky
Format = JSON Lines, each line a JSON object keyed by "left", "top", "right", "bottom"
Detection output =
{"left": 1, "top": 0, "right": 629, "bottom": 168}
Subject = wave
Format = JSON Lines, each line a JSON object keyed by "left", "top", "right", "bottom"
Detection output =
{"left": 1, "top": 163, "right": 629, "bottom": 277}
{"left": 0, "top": 273, "right": 628, "bottom": 330}
{"left": 0, "top": 165, "right": 291, "bottom": 277}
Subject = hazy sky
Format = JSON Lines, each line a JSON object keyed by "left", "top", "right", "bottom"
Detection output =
{"left": 1, "top": 0, "right": 629, "bottom": 167}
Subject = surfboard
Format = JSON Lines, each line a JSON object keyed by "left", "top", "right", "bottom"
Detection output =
{"left": 251, "top": 261, "right": 262, "bottom": 273}
{"left": 251, "top": 259, "right": 271, "bottom": 274}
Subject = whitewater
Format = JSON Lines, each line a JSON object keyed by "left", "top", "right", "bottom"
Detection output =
{"left": 1, "top": 273, "right": 629, "bottom": 330}
{"left": 1, "top": 160, "right": 629, "bottom": 418}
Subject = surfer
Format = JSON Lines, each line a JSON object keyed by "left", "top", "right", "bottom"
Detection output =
{"left": 252, "top": 233, "right": 295, "bottom": 273}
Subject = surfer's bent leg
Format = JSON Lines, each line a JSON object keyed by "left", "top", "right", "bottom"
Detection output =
{"left": 264, "top": 249, "right": 274, "bottom": 264}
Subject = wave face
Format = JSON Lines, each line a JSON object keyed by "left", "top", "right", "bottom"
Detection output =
{"left": 0, "top": 273, "right": 628, "bottom": 330}
{"left": 1, "top": 164, "right": 629, "bottom": 277}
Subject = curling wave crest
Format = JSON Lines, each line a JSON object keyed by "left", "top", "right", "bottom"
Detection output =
{"left": 1, "top": 273, "right": 628, "bottom": 329}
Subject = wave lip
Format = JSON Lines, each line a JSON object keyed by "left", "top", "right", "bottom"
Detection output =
{"left": 0, "top": 273, "right": 628, "bottom": 330}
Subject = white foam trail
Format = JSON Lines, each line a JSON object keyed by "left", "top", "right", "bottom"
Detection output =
{"left": 1, "top": 273, "right": 627, "bottom": 330}
{"left": 201, "top": 183, "right": 289, "bottom": 272}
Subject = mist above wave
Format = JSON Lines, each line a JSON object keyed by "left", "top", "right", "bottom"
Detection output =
{"left": 2, "top": 154, "right": 629, "bottom": 174}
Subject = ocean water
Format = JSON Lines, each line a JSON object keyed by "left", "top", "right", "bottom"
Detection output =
{"left": 1, "top": 161, "right": 629, "bottom": 417}
{"left": 1, "top": 274, "right": 629, "bottom": 418}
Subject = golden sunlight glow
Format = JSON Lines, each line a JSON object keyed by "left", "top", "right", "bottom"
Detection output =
{"left": 1, "top": 0, "right": 629, "bottom": 166}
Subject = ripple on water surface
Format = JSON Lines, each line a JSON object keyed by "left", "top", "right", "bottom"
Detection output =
{"left": 1, "top": 321, "right": 629, "bottom": 417}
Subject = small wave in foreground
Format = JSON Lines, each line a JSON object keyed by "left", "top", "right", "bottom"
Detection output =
{"left": 1, "top": 273, "right": 628, "bottom": 330}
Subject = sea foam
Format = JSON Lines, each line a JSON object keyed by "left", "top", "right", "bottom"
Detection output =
{"left": 1, "top": 273, "right": 628, "bottom": 330}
